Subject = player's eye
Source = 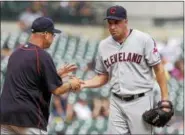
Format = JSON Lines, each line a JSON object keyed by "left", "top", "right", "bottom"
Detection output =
{"left": 50, "top": 32, "right": 55, "bottom": 37}
{"left": 108, "top": 20, "right": 115, "bottom": 25}
{"left": 115, "top": 20, "right": 120, "bottom": 24}
{"left": 52, "top": 33, "right": 56, "bottom": 37}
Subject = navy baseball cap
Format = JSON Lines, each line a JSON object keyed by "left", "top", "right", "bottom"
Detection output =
{"left": 104, "top": 5, "right": 127, "bottom": 20}
{"left": 31, "top": 17, "right": 61, "bottom": 33}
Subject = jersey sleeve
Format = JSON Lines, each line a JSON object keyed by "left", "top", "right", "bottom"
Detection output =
{"left": 39, "top": 51, "right": 63, "bottom": 92}
{"left": 94, "top": 50, "right": 108, "bottom": 74}
{"left": 144, "top": 37, "right": 161, "bottom": 66}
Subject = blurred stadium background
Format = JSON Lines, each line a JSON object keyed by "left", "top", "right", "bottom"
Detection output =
{"left": 0, "top": 1, "right": 184, "bottom": 135}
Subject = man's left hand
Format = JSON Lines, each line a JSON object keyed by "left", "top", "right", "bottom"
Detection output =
{"left": 57, "top": 63, "right": 78, "bottom": 78}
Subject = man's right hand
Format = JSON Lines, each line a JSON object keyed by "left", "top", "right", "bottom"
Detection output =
{"left": 77, "top": 74, "right": 109, "bottom": 90}
{"left": 52, "top": 77, "right": 84, "bottom": 95}
{"left": 68, "top": 77, "right": 82, "bottom": 92}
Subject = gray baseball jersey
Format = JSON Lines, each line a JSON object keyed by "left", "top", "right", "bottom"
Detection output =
{"left": 95, "top": 29, "right": 161, "bottom": 95}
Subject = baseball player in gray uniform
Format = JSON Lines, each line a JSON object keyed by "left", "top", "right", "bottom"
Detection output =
{"left": 80, "top": 5, "right": 172, "bottom": 134}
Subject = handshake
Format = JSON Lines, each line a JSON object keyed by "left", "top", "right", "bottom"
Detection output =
{"left": 67, "top": 76, "right": 84, "bottom": 92}
{"left": 57, "top": 63, "right": 85, "bottom": 93}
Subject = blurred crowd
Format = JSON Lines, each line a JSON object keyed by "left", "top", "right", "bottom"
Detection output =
{"left": 18, "top": 1, "right": 95, "bottom": 33}
{"left": 1, "top": 1, "right": 96, "bottom": 33}
{"left": 157, "top": 38, "right": 184, "bottom": 81}
{"left": 18, "top": 1, "right": 47, "bottom": 33}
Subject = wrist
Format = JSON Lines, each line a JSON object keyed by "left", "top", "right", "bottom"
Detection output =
{"left": 67, "top": 82, "right": 72, "bottom": 92}
{"left": 83, "top": 81, "right": 88, "bottom": 88}
{"left": 161, "top": 96, "right": 169, "bottom": 101}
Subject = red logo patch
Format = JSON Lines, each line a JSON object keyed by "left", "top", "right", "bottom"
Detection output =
{"left": 110, "top": 7, "right": 116, "bottom": 14}
{"left": 152, "top": 38, "right": 158, "bottom": 54}
{"left": 153, "top": 47, "right": 158, "bottom": 54}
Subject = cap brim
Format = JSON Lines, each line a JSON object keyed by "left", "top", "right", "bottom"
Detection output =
{"left": 104, "top": 16, "right": 123, "bottom": 20}
{"left": 53, "top": 29, "right": 61, "bottom": 33}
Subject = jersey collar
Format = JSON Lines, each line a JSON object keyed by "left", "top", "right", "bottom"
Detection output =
{"left": 111, "top": 29, "right": 133, "bottom": 46}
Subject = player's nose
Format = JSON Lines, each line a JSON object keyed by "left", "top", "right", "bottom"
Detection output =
{"left": 110, "top": 24, "right": 116, "bottom": 29}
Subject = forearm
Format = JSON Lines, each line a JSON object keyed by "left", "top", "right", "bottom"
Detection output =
{"left": 154, "top": 65, "right": 168, "bottom": 100}
{"left": 52, "top": 83, "right": 71, "bottom": 95}
{"left": 83, "top": 74, "right": 109, "bottom": 88}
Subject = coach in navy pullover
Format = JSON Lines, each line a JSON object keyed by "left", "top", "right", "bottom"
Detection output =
{"left": 0, "top": 17, "right": 81, "bottom": 132}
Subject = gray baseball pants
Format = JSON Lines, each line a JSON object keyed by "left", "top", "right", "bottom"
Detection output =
{"left": 107, "top": 91, "right": 154, "bottom": 135}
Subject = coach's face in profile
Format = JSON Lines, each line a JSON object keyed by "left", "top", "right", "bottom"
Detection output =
{"left": 108, "top": 19, "right": 128, "bottom": 40}
{"left": 43, "top": 32, "right": 55, "bottom": 48}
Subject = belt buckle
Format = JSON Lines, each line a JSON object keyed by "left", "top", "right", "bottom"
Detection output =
{"left": 122, "top": 95, "right": 130, "bottom": 100}
{"left": 134, "top": 94, "right": 139, "bottom": 99}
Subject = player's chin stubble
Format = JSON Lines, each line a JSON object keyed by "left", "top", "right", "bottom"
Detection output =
{"left": 111, "top": 33, "right": 122, "bottom": 41}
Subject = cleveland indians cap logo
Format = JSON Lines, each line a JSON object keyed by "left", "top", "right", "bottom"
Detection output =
{"left": 110, "top": 7, "right": 116, "bottom": 14}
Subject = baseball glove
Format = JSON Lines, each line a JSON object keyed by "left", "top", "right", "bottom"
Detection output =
{"left": 142, "top": 100, "right": 174, "bottom": 127}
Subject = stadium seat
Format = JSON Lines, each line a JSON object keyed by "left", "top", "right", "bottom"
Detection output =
{"left": 63, "top": 36, "right": 78, "bottom": 61}
{"left": 7, "top": 32, "right": 20, "bottom": 49}
{"left": 47, "top": 121, "right": 57, "bottom": 134}
{"left": 54, "top": 121, "right": 66, "bottom": 133}
{"left": 70, "top": 119, "right": 88, "bottom": 134}
{"left": 178, "top": 80, "right": 183, "bottom": 87}
{"left": 1, "top": 57, "right": 9, "bottom": 73}
{"left": 78, "top": 125, "right": 90, "bottom": 134}
{"left": 169, "top": 95, "right": 176, "bottom": 105}
{"left": 80, "top": 88, "right": 94, "bottom": 102}
{"left": 100, "top": 84, "right": 111, "bottom": 98}
{"left": 176, "top": 93, "right": 183, "bottom": 102}
{"left": 166, "top": 127, "right": 179, "bottom": 134}
{"left": 74, "top": 69, "right": 86, "bottom": 79}
{"left": 67, "top": 92, "right": 78, "bottom": 105}
{"left": 168, "top": 78, "right": 179, "bottom": 91}
{"left": 171, "top": 78, "right": 180, "bottom": 87}
{"left": 89, "top": 130, "right": 100, "bottom": 135}
{"left": 17, "top": 32, "right": 30, "bottom": 45}
{"left": 87, "top": 119, "right": 99, "bottom": 134}
{"left": 0, "top": 72, "right": 5, "bottom": 94}
{"left": 53, "top": 54, "right": 62, "bottom": 66}
{"left": 84, "top": 39, "right": 99, "bottom": 61}
{"left": 46, "top": 35, "right": 60, "bottom": 57}
{"left": 83, "top": 70, "right": 96, "bottom": 80}
{"left": 76, "top": 61, "right": 88, "bottom": 70}
{"left": 178, "top": 129, "right": 184, "bottom": 134}
{"left": 154, "top": 127, "right": 166, "bottom": 134}
{"left": 175, "top": 103, "right": 183, "bottom": 116}
{"left": 53, "top": 33, "right": 69, "bottom": 60}
{"left": 177, "top": 87, "right": 183, "bottom": 96}
{"left": 94, "top": 116, "right": 107, "bottom": 133}
{"left": 71, "top": 119, "right": 81, "bottom": 129}
{"left": 1, "top": 32, "right": 10, "bottom": 49}
{"left": 74, "top": 36, "right": 88, "bottom": 61}
{"left": 78, "top": 91, "right": 88, "bottom": 101}
{"left": 65, "top": 125, "right": 77, "bottom": 134}
{"left": 55, "top": 59, "right": 67, "bottom": 70}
